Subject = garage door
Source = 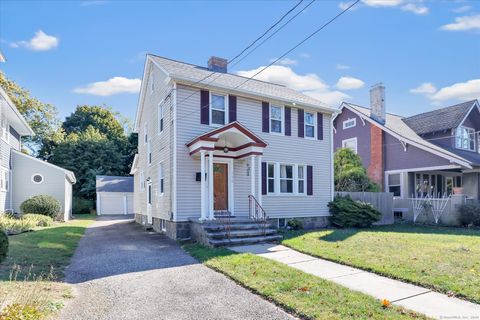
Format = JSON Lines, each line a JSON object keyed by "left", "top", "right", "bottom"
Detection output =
{"left": 100, "top": 195, "right": 125, "bottom": 215}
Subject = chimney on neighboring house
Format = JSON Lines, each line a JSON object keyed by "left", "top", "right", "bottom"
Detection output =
{"left": 370, "top": 83, "right": 386, "bottom": 125}
{"left": 208, "top": 56, "right": 228, "bottom": 73}
{"left": 367, "top": 83, "right": 385, "bottom": 190}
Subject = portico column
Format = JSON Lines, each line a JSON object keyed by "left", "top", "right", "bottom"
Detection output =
{"left": 250, "top": 155, "right": 256, "bottom": 197}
{"left": 200, "top": 150, "right": 206, "bottom": 220}
{"left": 208, "top": 151, "right": 215, "bottom": 220}
{"left": 257, "top": 155, "right": 262, "bottom": 205}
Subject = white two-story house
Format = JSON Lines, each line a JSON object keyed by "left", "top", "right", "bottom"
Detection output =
{"left": 131, "top": 55, "right": 336, "bottom": 242}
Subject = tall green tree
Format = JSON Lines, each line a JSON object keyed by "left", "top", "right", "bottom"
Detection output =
{"left": 47, "top": 106, "right": 137, "bottom": 200}
{"left": 0, "top": 72, "right": 61, "bottom": 155}
{"left": 334, "top": 148, "right": 380, "bottom": 192}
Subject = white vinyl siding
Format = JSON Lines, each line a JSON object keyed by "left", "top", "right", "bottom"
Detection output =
{"left": 175, "top": 85, "right": 332, "bottom": 220}
{"left": 135, "top": 63, "right": 173, "bottom": 220}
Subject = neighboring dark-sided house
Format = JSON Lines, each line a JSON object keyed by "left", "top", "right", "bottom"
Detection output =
{"left": 333, "top": 84, "right": 479, "bottom": 221}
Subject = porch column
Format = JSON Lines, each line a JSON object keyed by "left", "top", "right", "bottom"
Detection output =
{"left": 257, "top": 155, "right": 262, "bottom": 205}
{"left": 208, "top": 151, "right": 215, "bottom": 220}
{"left": 250, "top": 155, "right": 256, "bottom": 197}
{"left": 200, "top": 150, "right": 206, "bottom": 220}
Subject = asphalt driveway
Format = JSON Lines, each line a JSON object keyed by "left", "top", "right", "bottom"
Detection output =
{"left": 59, "top": 216, "right": 293, "bottom": 320}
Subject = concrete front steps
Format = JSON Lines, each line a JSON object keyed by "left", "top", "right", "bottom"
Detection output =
{"left": 191, "top": 217, "right": 282, "bottom": 247}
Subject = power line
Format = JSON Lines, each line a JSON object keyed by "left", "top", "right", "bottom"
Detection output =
{"left": 177, "top": 0, "right": 359, "bottom": 122}
{"left": 175, "top": 0, "right": 305, "bottom": 100}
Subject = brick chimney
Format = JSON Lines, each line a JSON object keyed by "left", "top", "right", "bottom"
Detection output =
{"left": 370, "top": 83, "right": 386, "bottom": 125}
{"left": 367, "top": 83, "right": 385, "bottom": 189}
{"left": 208, "top": 56, "right": 228, "bottom": 73}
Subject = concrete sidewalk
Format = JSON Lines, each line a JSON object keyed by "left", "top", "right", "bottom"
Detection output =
{"left": 229, "top": 244, "right": 480, "bottom": 320}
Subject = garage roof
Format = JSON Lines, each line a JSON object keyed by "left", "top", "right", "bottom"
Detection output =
{"left": 96, "top": 175, "right": 134, "bottom": 193}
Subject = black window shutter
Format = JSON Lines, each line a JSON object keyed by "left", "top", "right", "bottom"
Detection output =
{"left": 317, "top": 113, "right": 323, "bottom": 140}
{"left": 261, "top": 162, "right": 267, "bottom": 195}
{"left": 285, "top": 106, "right": 291, "bottom": 136}
{"left": 262, "top": 102, "right": 269, "bottom": 133}
{"left": 307, "top": 165, "right": 313, "bottom": 195}
{"left": 200, "top": 90, "right": 209, "bottom": 125}
{"left": 298, "top": 108, "right": 304, "bottom": 138}
{"left": 229, "top": 95, "right": 237, "bottom": 123}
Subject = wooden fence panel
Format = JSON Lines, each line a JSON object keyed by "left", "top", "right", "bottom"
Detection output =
{"left": 336, "top": 192, "right": 394, "bottom": 225}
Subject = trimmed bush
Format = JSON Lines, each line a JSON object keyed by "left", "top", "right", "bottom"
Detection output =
{"left": 287, "top": 218, "right": 303, "bottom": 230}
{"left": 459, "top": 204, "right": 480, "bottom": 227}
{"left": 0, "top": 215, "right": 37, "bottom": 234}
{"left": 22, "top": 214, "right": 54, "bottom": 227}
{"left": 328, "top": 195, "right": 381, "bottom": 228}
{"left": 0, "top": 229, "right": 8, "bottom": 263}
{"left": 20, "top": 195, "right": 61, "bottom": 219}
{"left": 73, "top": 197, "right": 94, "bottom": 215}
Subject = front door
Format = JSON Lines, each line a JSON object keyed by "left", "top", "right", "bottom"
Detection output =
{"left": 213, "top": 163, "right": 228, "bottom": 211}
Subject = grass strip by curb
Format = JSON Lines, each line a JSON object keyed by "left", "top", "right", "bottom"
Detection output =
{"left": 281, "top": 225, "right": 480, "bottom": 304}
{"left": 184, "top": 244, "right": 427, "bottom": 320}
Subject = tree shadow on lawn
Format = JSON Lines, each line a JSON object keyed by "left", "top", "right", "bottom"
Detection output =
{"left": 283, "top": 223, "right": 480, "bottom": 243}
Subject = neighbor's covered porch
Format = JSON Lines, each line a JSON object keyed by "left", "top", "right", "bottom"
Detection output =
{"left": 186, "top": 122, "right": 267, "bottom": 220}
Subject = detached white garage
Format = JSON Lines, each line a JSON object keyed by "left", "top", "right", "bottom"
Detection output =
{"left": 96, "top": 175, "right": 134, "bottom": 215}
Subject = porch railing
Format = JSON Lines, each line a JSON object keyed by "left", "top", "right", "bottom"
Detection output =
{"left": 248, "top": 195, "right": 267, "bottom": 235}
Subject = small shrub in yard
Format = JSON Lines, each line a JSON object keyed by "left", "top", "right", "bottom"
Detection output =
{"left": 0, "top": 303, "right": 43, "bottom": 320}
{"left": 287, "top": 218, "right": 303, "bottom": 230}
{"left": 459, "top": 204, "right": 480, "bottom": 227}
{"left": 328, "top": 195, "right": 381, "bottom": 228}
{"left": 20, "top": 195, "right": 61, "bottom": 219}
{"left": 22, "top": 214, "right": 54, "bottom": 227}
{"left": 0, "top": 216, "right": 36, "bottom": 235}
{"left": 0, "top": 230, "right": 8, "bottom": 263}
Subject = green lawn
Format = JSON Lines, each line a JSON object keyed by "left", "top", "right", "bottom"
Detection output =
{"left": 0, "top": 214, "right": 95, "bottom": 280}
{"left": 281, "top": 224, "right": 480, "bottom": 304}
{"left": 184, "top": 244, "right": 426, "bottom": 320}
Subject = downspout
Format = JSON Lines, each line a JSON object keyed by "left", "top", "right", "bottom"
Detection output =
{"left": 171, "top": 83, "right": 177, "bottom": 222}
{"left": 330, "top": 115, "right": 336, "bottom": 202}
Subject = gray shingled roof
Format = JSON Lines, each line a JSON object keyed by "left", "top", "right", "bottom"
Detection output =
{"left": 344, "top": 103, "right": 472, "bottom": 167}
{"left": 149, "top": 55, "right": 335, "bottom": 112}
{"left": 96, "top": 175, "right": 134, "bottom": 193}
{"left": 402, "top": 100, "right": 476, "bottom": 135}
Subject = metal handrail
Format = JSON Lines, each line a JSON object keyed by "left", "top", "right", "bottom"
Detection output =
{"left": 248, "top": 195, "right": 267, "bottom": 235}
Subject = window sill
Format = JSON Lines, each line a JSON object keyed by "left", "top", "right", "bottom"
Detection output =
{"left": 266, "top": 193, "right": 308, "bottom": 197}
{"left": 269, "top": 131, "right": 284, "bottom": 136}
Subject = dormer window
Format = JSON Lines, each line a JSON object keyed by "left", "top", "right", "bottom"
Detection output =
{"left": 455, "top": 126, "right": 475, "bottom": 152}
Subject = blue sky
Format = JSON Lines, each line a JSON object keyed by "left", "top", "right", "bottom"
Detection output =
{"left": 0, "top": 0, "right": 479, "bottom": 123}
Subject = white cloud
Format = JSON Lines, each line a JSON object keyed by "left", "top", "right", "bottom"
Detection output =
{"left": 362, "top": 0, "right": 403, "bottom": 7}
{"left": 431, "top": 79, "right": 480, "bottom": 102}
{"left": 269, "top": 57, "right": 298, "bottom": 66}
{"left": 73, "top": 77, "right": 141, "bottom": 96}
{"left": 336, "top": 64, "right": 351, "bottom": 70}
{"left": 452, "top": 6, "right": 472, "bottom": 13}
{"left": 441, "top": 14, "right": 480, "bottom": 31}
{"left": 339, "top": 1, "right": 360, "bottom": 10}
{"left": 336, "top": 76, "right": 365, "bottom": 90}
{"left": 299, "top": 52, "right": 311, "bottom": 59}
{"left": 410, "top": 82, "right": 437, "bottom": 94}
{"left": 237, "top": 65, "right": 349, "bottom": 106}
{"left": 401, "top": 3, "right": 428, "bottom": 15}
{"left": 410, "top": 80, "right": 480, "bottom": 102}
{"left": 11, "top": 30, "right": 58, "bottom": 51}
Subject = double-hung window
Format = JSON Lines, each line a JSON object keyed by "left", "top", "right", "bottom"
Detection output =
{"left": 211, "top": 94, "right": 227, "bottom": 126}
{"left": 305, "top": 112, "right": 315, "bottom": 138}
{"left": 297, "top": 165, "right": 305, "bottom": 194}
{"left": 456, "top": 126, "right": 475, "bottom": 152}
{"left": 267, "top": 163, "right": 275, "bottom": 193}
{"left": 387, "top": 173, "right": 401, "bottom": 197}
{"left": 280, "top": 164, "right": 294, "bottom": 194}
{"left": 342, "top": 137, "right": 358, "bottom": 154}
{"left": 147, "top": 140, "right": 152, "bottom": 165}
{"left": 270, "top": 105, "right": 283, "bottom": 134}
{"left": 158, "top": 163, "right": 164, "bottom": 195}
{"left": 158, "top": 104, "right": 164, "bottom": 133}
